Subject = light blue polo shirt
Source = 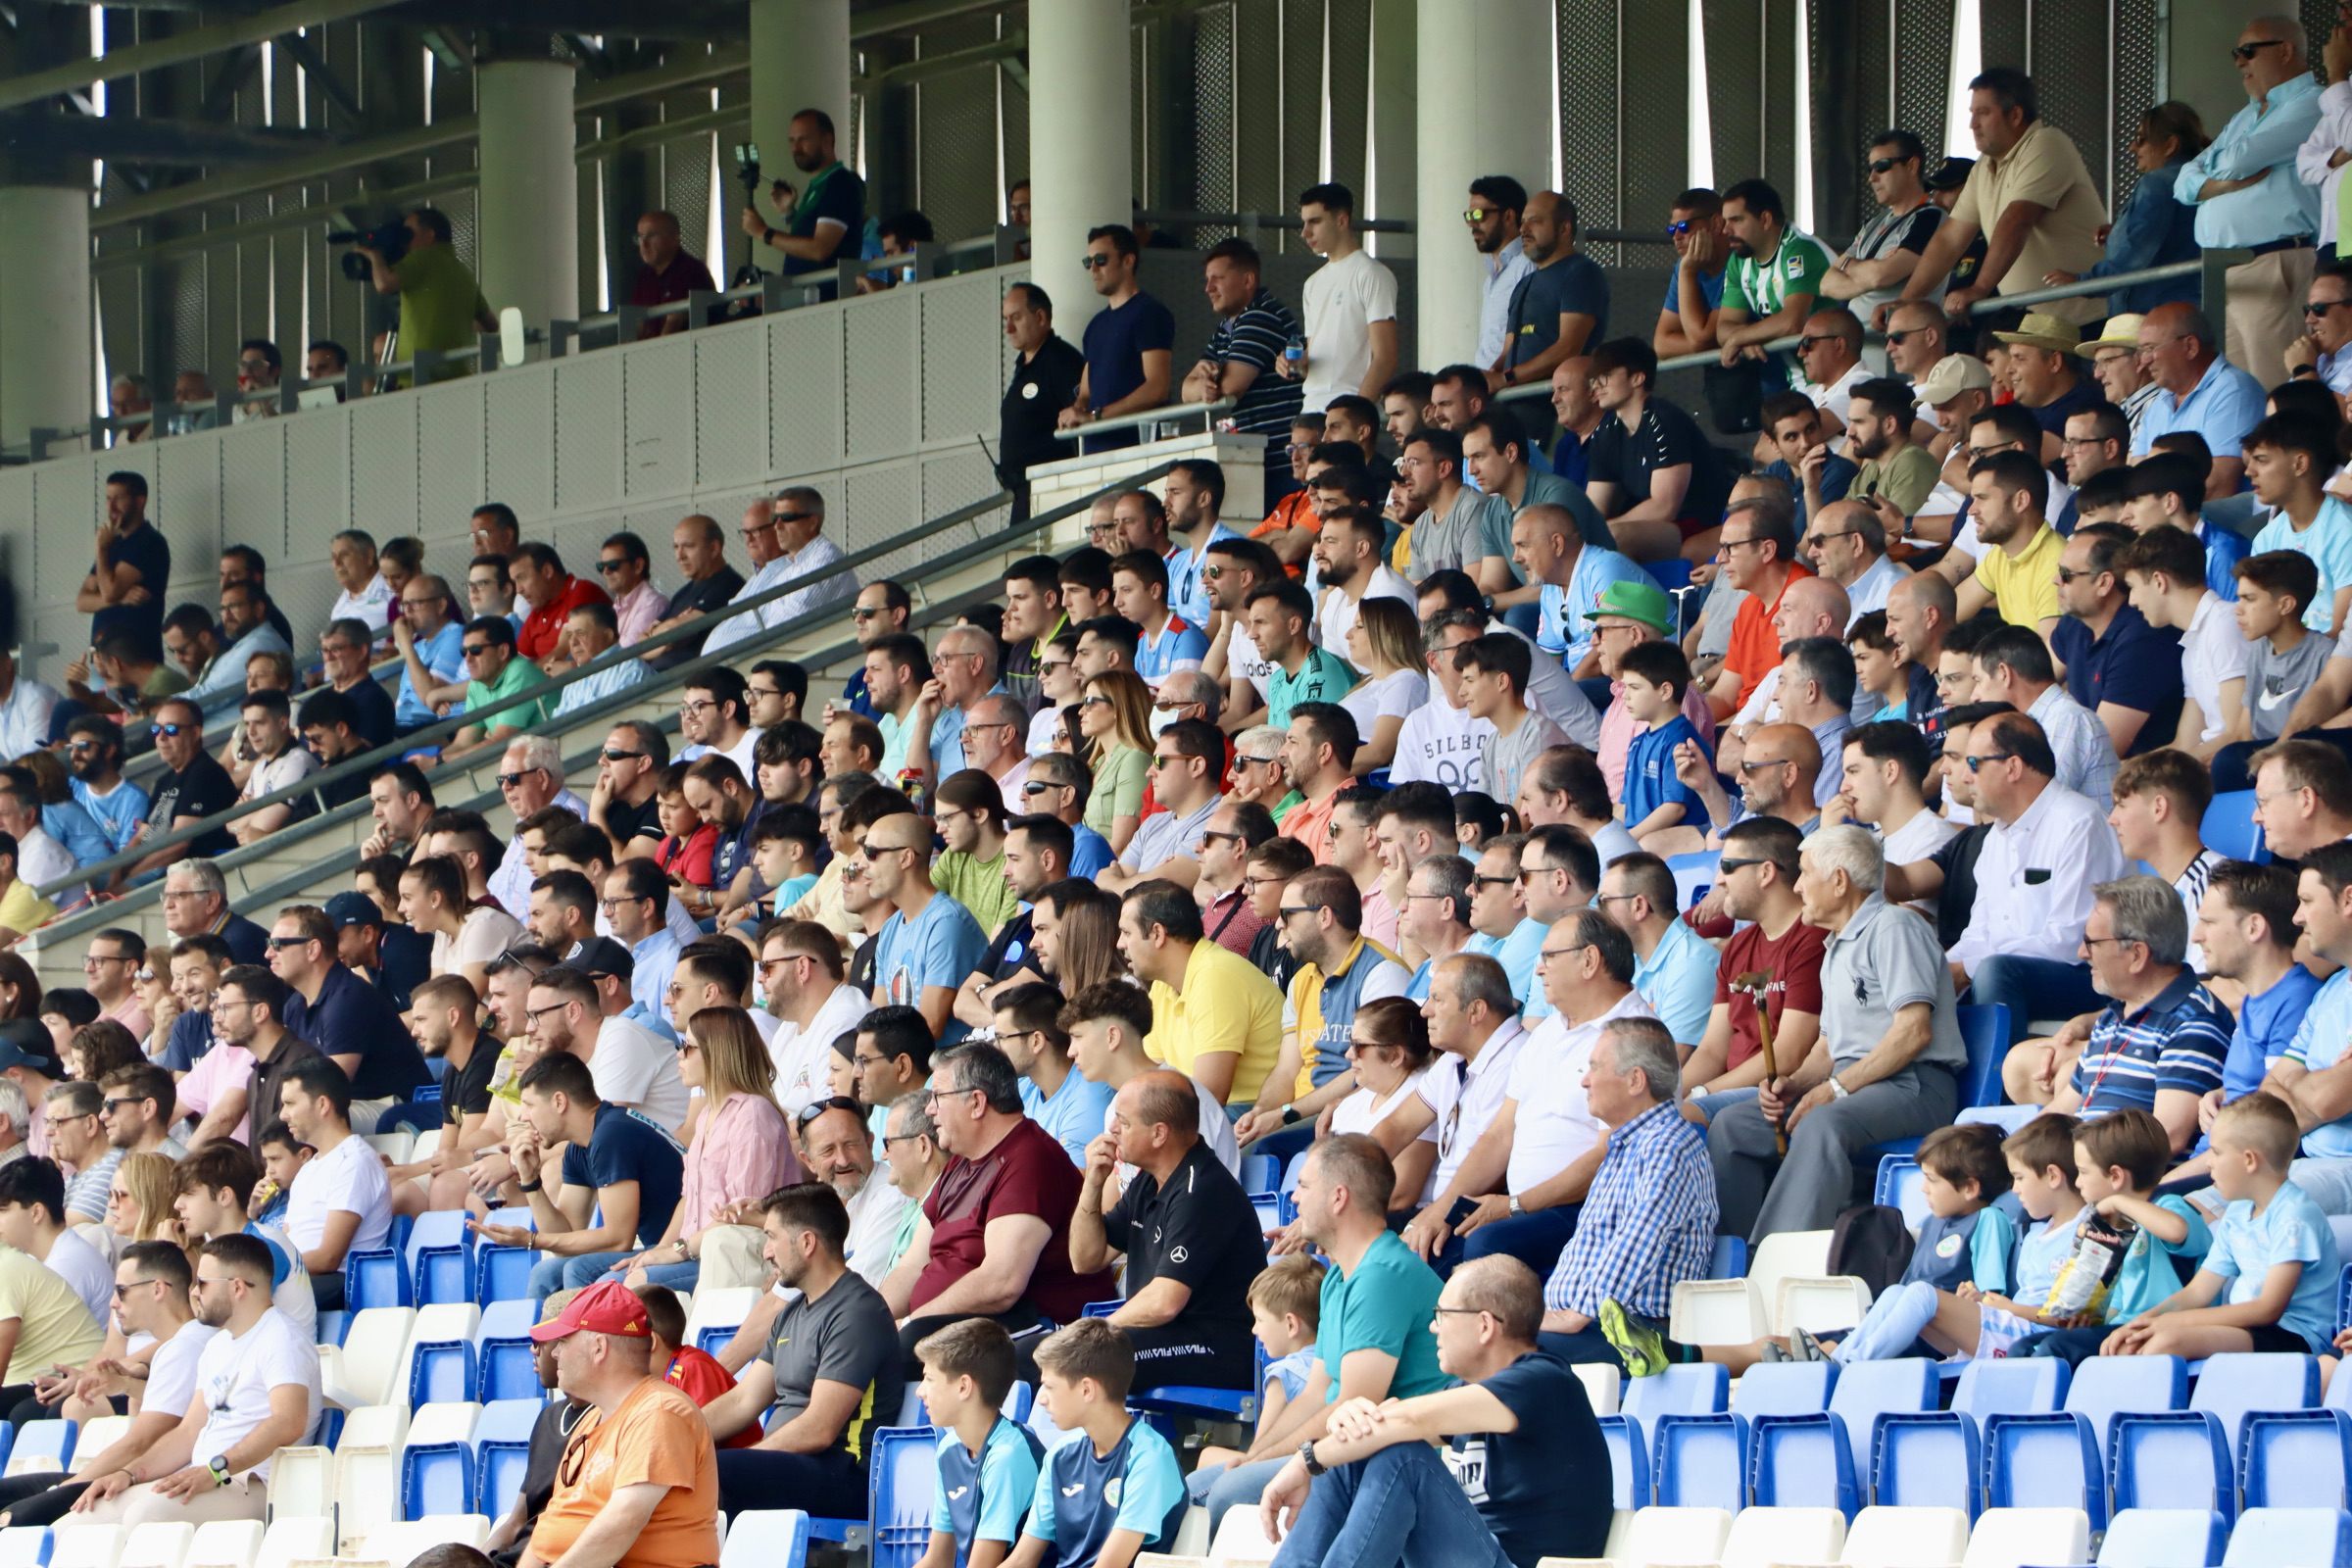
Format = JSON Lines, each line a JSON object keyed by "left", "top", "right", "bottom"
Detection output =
{"left": 1537, "top": 546, "right": 1660, "bottom": 672}
{"left": 1018, "top": 1069, "right": 1115, "bottom": 1167}
{"left": 2133, "top": 353, "right": 2267, "bottom": 460}
{"left": 1470, "top": 917, "right": 1552, "bottom": 1021}
{"left": 2282, "top": 969, "right": 2352, "bottom": 1157}
{"left": 1168, "top": 525, "right": 1242, "bottom": 627}
{"left": 2206, "top": 1180, "right": 2341, "bottom": 1354}
{"left": 1633, "top": 917, "right": 1722, "bottom": 1047}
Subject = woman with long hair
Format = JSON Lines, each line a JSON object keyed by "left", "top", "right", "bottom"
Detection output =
{"left": 1078, "top": 670, "right": 1154, "bottom": 855}
{"left": 1037, "top": 882, "right": 1126, "bottom": 998}
{"left": 108, "top": 1151, "right": 181, "bottom": 1246}
{"left": 618, "top": 1005, "right": 797, "bottom": 1296}
{"left": 1340, "top": 598, "right": 1431, "bottom": 774}
{"left": 2043, "top": 101, "right": 2206, "bottom": 317}
{"left": 404, "top": 853, "right": 522, "bottom": 997}
{"left": 1327, "top": 997, "right": 1439, "bottom": 1207}
{"left": 0, "top": 955, "right": 39, "bottom": 1020}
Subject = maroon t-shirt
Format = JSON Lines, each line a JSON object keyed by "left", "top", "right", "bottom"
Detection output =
{"left": 1711, "top": 917, "right": 1829, "bottom": 1071}
{"left": 912, "top": 1116, "right": 1114, "bottom": 1322}
{"left": 631, "top": 253, "right": 719, "bottom": 337}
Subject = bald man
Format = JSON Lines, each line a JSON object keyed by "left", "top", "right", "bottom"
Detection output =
{"left": 1715, "top": 574, "right": 1856, "bottom": 773}
{"left": 1803, "top": 499, "right": 1910, "bottom": 626}
{"left": 1648, "top": 720, "right": 1825, "bottom": 858}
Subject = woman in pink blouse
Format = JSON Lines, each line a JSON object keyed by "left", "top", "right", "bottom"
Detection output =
{"left": 616, "top": 1005, "right": 797, "bottom": 1293}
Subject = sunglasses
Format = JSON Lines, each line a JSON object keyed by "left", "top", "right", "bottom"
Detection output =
{"left": 2306, "top": 300, "right": 2351, "bottom": 317}
{"left": 1665, "top": 219, "right": 1695, "bottom": 237}
{"left": 602, "top": 749, "right": 646, "bottom": 762}
{"left": 497, "top": 770, "right": 546, "bottom": 789}
{"left": 2231, "top": 38, "right": 2286, "bottom": 61}
{"left": 264, "top": 935, "right": 312, "bottom": 950}
{"left": 1080, "top": 254, "right": 1115, "bottom": 269}
{"left": 1866, "top": 157, "right": 1908, "bottom": 174}
{"left": 461, "top": 643, "right": 494, "bottom": 658}
{"left": 596, "top": 559, "right": 631, "bottom": 574}
{"left": 1021, "top": 781, "right": 1057, "bottom": 796}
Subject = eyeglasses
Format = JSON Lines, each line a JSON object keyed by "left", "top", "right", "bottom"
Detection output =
{"left": 1462, "top": 207, "right": 1496, "bottom": 223}
{"left": 2054, "top": 566, "right": 2096, "bottom": 583}
{"left": 924, "top": 1083, "right": 981, "bottom": 1104}
{"left": 1517, "top": 863, "right": 1558, "bottom": 883}
{"left": 1079, "top": 254, "right": 1115, "bottom": 270}
{"left": 1200, "top": 830, "right": 1244, "bottom": 845}
{"left": 102, "top": 1098, "right": 144, "bottom": 1114}
{"left": 1866, "top": 157, "right": 1909, "bottom": 174}
{"left": 1737, "top": 758, "right": 1792, "bottom": 772}
{"left": 775, "top": 512, "right": 815, "bottom": 524}
{"left": 83, "top": 955, "right": 126, "bottom": 968}
{"left": 1794, "top": 334, "right": 1841, "bottom": 352}
{"left": 2232, "top": 38, "right": 2287, "bottom": 61}
{"left": 1147, "top": 754, "right": 1184, "bottom": 770}
{"left": 1235, "top": 756, "right": 1281, "bottom": 769}
{"left": 1079, "top": 695, "right": 1112, "bottom": 710}
{"left": 526, "top": 1002, "right": 573, "bottom": 1020}
{"left": 602, "top": 749, "right": 646, "bottom": 762}
{"left": 1278, "top": 905, "right": 1318, "bottom": 919}
{"left": 678, "top": 699, "right": 716, "bottom": 715}
{"left": 149, "top": 722, "right": 191, "bottom": 738}
{"left": 1719, "top": 537, "right": 1764, "bottom": 555}
{"left": 1540, "top": 944, "right": 1591, "bottom": 961}
{"left": 1038, "top": 659, "right": 1071, "bottom": 675}
{"left": 858, "top": 840, "right": 915, "bottom": 859}
{"left": 1963, "top": 754, "right": 2014, "bottom": 772}
{"left": 1885, "top": 327, "right": 1925, "bottom": 346}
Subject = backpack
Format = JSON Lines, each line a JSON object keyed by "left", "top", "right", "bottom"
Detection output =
{"left": 1827, "top": 1203, "right": 1916, "bottom": 1299}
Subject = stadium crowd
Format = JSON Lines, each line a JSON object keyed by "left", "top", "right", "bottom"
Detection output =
{"left": 23, "top": 29, "right": 2352, "bottom": 1568}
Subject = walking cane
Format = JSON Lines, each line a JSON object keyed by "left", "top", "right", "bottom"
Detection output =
{"left": 1731, "top": 970, "right": 1788, "bottom": 1156}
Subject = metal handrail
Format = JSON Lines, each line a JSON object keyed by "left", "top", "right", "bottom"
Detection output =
{"left": 1490, "top": 258, "right": 2203, "bottom": 400}
{"left": 1053, "top": 397, "right": 1235, "bottom": 443}
{"left": 32, "top": 460, "right": 1168, "bottom": 902}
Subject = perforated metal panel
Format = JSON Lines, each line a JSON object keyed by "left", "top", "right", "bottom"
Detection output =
{"left": 1326, "top": 0, "right": 1371, "bottom": 198}
{"left": 1706, "top": 0, "right": 1763, "bottom": 191}
{"left": 2028, "top": 0, "right": 2113, "bottom": 206}
{"left": 1193, "top": 3, "right": 1239, "bottom": 227}
{"left": 844, "top": 461, "right": 920, "bottom": 575}
{"left": 157, "top": 434, "right": 222, "bottom": 575}
{"left": 921, "top": 273, "right": 1009, "bottom": 449}
{"left": 34, "top": 459, "right": 101, "bottom": 610}
{"left": 769, "top": 309, "right": 846, "bottom": 476}
{"left": 218, "top": 420, "right": 286, "bottom": 559}
{"left": 2111, "top": 0, "right": 2160, "bottom": 213}
{"left": 486, "top": 364, "right": 559, "bottom": 521}
{"left": 348, "top": 396, "right": 419, "bottom": 544}
{"left": 843, "top": 291, "right": 919, "bottom": 466}
{"left": 282, "top": 405, "right": 351, "bottom": 551}
{"left": 694, "top": 321, "right": 773, "bottom": 492}
{"left": 915, "top": 65, "right": 1002, "bottom": 243}
{"left": 920, "top": 449, "right": 1006, "bottom": 563}
{"left": 1896, "top": 0, "right": 1954, "bottom": 156}
{"left": 1624, "top": 0, "right": 1687, "bottom": 267}
{"left": 550, "top": 510, "right": 622, "bottom": 580}
{"left": 1281, "top": 0, "right": 1324, "bottom": 245}
{"left": 1234, "top": 1, "right": 1285, "bottom": 219}
{"left": 554, "top": 354, "right": 624, "bottom": 515}
{"left": 416, "top": 379, "right": 487, "bottom": 540}
{"left": 1002, "top": 69, "right": 1031, "bottom": 200}
{"left": 622, "top": 335, "right": 697, "bottom": 501}
{"left": 1980, "top": 0, "right": 2025, "bottom": 70}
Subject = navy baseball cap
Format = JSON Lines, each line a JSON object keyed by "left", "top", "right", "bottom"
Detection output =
{"left": 323, "top": 892, "right": 382, "bottom": 930}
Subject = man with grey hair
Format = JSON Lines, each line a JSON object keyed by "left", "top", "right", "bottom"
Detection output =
{"left": 1538, "top": 1014, "right": 1717, "bottom": 1374}
{"left": 1804, "top": 499, "right": 1909, "bottom": 627}
{"left": 161, "top": 858, "right": 268, "bottom": 965}
{"left": 1709, "top": 824, "right": 1968, "bottom": 1242}
{"left": 1156, "top": 668, "right": 1223, "bottom": 726}
{"left": 487, "top": 734, "right": 586, "bottom": 916}
{"left": 708, "top": 488, "right": 858, "bottom": 655}
{"left": 959, "top": 692, "right": 1032, "bottom": 802}
{"left": 2179, "top": 14, "right": 2320, "bottom": 387}
{"left": 1372, "top": 954, "right": 1527, "bottom": 1210}
{"left": 0, "top": 1078, "right": 27, "bottom": 1167}
{"left": 878, "top": 1089, "right": 945, "bottom": 1276}
{"left": 1227, "top": 724, "right": 1297, "bottom": 816}
{"left": 906, "top": 624, "right": 1005, "bottom": 783}
{"left": 2020, "top": 874, "right": 2229, "bottom": 1153}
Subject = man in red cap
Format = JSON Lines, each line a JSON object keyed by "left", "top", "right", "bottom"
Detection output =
{"left": 518, "top": 1278, "right": 718, "bottom": 1568}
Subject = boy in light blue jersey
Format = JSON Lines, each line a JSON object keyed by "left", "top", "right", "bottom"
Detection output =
{"left": 1112, "top": 553, "right": 1209, "bottom": 696}
{"left": 1191, "top": 1255, "right": 1322, "bottom": 1505}
{"left": 2014, "top": 1110, "right": 2209, "bottom": 1366}
{"left": 2106, "top": 1092, "right": 2340, "bottom": 1359}
{"left": 914, "top": 1319, "right": 1045, "bottom": 1568}
{"left": 1004, "top": 1320, "right": 1186, "bottom": 1568}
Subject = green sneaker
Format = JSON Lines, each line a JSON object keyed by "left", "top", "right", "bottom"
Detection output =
{"left": 1600, "top": 1298, "right": 1670, "bottom": 1379}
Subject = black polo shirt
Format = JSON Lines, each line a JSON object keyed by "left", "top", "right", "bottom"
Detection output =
{"left": 1100, "top": 1140, "right": 1267, "bottom": 1390}
{"left": 602, "top": 792, "right": 665, "bottom": 849}
{"left": 1585, "top": 397, "right": 1734, "bottom": 526}
{"left": 1002, "top": 335, "right": 1088, "bottom": 485}
{"left": 646, "top": 566, "right": 748, "bottom": 671}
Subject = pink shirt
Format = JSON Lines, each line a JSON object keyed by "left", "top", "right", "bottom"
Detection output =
{"left": 178, "top": 1042, "right": 258, "bottom": 1145}
{"left": 680, "top": 1092, "right": 798, "bottom": 1234}
{"left": 612, "top": 580, "right": 669, "bottom": 648}
{"left": 1597, "top": 681, "right": 1717, "bottom": 797}
{"left": 102, "top": 995, "right": 150, "bottom": 1043}
{"left": 1361, "top": 882, "right": 1398, "bottom": 953}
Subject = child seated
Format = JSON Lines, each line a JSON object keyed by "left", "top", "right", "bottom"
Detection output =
{"left": 632, "top": 1282, "right": 760, "bottom": 1448}
{"left": 2104, "top": 1092, "right": 2340, "bottom": 1359}
{"left": 250, "top": 1122, "right": 311, "bottom": 1228}
{"left": 1004, "top": 1320, "right": 1186, "bottom": 1568}
{"left": 1847, "top": 612, "right": 1910, "bottom": 723}
{"left": 655, "top": 763, "right": 718, "bottom": 888}
{"left": 1190, "top": 1256, "right": 1321, "bottom": 1503}
{"left": 1901, "top": 1124, "right": 2019, "bottom": 1295}
{"left": 1814, "top": 1114, "right": 2085, "bottom": 1363}
{"left": 2012, "top": 1109, "right": 2210, "bottom": 1366}
{"left": 914, "top": 1319, "right": 1046, "bottom": 1568}
{"left": 1618, "top": 641, "right": 1710, "bottom": 844}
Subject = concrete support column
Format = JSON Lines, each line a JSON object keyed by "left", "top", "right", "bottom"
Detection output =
{"left": 0, "top": 186, "right": 90, "bottom": 450}
{"left": 1030, "top": 0, "right": 1132, "bottom": 333}
{"left": 477, "top": 59, "right": 580, "bottom": 328}
{"left": 1369, "top": 0, "right": 1417, "bottom": 259}
{"left": 750, "top": 0, "right": 853, "bottom": 183}
{"left": 1414, "top": 0, "right": 1550, "bottom": 364}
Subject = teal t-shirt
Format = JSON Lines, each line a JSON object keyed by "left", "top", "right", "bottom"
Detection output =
{"left": 1023, "top": 1416, "right": 1186, "bottom": 1565}
{"left": 932, "top": 1417, "right": 1041, "bottom": 1549}
{"left": 1267, "top": 647, "right": 1356, "bottom": 728}
{"left": 2100, "top": 1196, "right": 2212, "bottom": 1322}
{"left": 1968, "top": 1204, "right": 2020, "bottom": 1295}
{"left": 1319, "top": 1230, "right": 1447, "bottom": 1402}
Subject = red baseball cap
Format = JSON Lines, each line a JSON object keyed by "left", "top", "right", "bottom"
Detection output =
{"left": 529, "top": 1280, "right": 653, "bottom": 1343}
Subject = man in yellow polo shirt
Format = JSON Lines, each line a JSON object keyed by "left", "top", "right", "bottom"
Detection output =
{"left": 1955, "top": 449, "right": 2064, "bottom": 643}
{"left": 1115, "top": 880, "right": 1283, "bottom": 1105}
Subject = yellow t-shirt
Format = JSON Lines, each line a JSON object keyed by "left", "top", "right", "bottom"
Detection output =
{"left": 1974, "top": 521, "right": 2065, "bottom": 631}
{"left": 0, "top": 1250, "right": 102, "bottom": 1385}
{"left": 1147, "top": 939, "right": 1286, "bottom": 1103}
{"left": 0, "top": 880, "right": 57, "bottom": 937}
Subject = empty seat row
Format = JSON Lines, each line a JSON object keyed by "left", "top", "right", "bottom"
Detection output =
{"left": 268, "top": 1399, "right": 542, "bottom": 1551}
{"left": 0, "top": 1515, "right": 469, "bottom": 1568}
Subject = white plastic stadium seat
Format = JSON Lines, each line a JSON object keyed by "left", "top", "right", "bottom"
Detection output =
{"left": 1841, "top": 1507, "right": 1973, "bottom": 1568}
{"left": 1774, "top": 1277, "right": 1874, "bottom": 1338}
{"left": 48, "top": 1527, "right": 123, "bottom": 1568}
{"left": 253, "top": 1518, "right": 332, "bottom": 1568}
{"left": 0, "top": 1529, "right": 50, "bottom": 1568}
{"left": 182, "top": 1521, "right": 265, "bottom": 1568}
{"left": 1573, "top": 1362, "right": 1622, "bottom": 1416}
{"left": 1206, "top": 1509, "right": 1278, "bottom": 1567}
{"left": 261, "top": 1450, "right": 334, "bottom": 1523}
{"left": 1960, "top": 1509, "right": 2092, "bottom": 1568}
{"left": 682, "top": 1288, "right": 757, "bottom": 1350}
{"left": 1721, "top": 1506, "right": 1847, "bottom": 1568}
{"left": 1669, "top": 1278, "right": 1768, "bottom": 1346}
{"left": 1621, "top": 1507, "right": 1736, "bottom": 1567}
{"left": 363, "top": 1131, "right": 415, "bottom": 1165}
{"left": 332, "top": 1407, "right": 413, "bottom": 1553}
{"left": 68, "top": 1418, "right": 132, "bottom": 1471}
{"left": 406, "top": 1401, "right": 482, "bottom": 1447}
{"left": 327, "top": 1308, "right": 417, "bottom": 1408}
{"left": 1746, "top": 1232, "right": 1834, "bottom": 1315}
{"left": 115, "top": 1523, "right": 192, "bottom": 1568}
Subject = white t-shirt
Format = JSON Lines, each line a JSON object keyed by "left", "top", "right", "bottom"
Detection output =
{"left": 283, "top": 1133, "right": 392, "bottom": 1256}
{"left": 1416, "top": 1020, "right": 1527, "bottom": 1196}
{"left": 1388, "top": 691, "right": 1495, "bottom": 794}
{"left": 142, "top": 1320, "right": 220, "bottom": 1422}
{"left": 433, "top": 906, "right": 523, "bottom": 976}
{"left": 1502, "top": 993, "right": 1656, "bottom": 1194}
{"left": 14, "top": 828, "right": 75, "bottom": 900}
{"left": 585, "top": 1015, "right": 691, "bottom": 1134}
{"left": 192, "top": 1308, "right": 322, "bottom": 1479}
{"left": 1026, "top": 705, "right": 1062, "bottom": 759}
{"left": 1341, "top": 669, "right": 1432, "bottom": 745}
{"left": 43, "top": 1227, "right": 113, "bottom": 1324}
{"left": 238, "top": 745, "right": 318, "bottom": 804}
{"left": 1299, "top": 249, "right": 1400, "bottom": 412}
{"left": 330, "top": 574, "right": 394, "bottom": 646}
{"left": 2180, "top": 592, "right": 2243, "bottom": 744}
{"left": 1318, "top": 569, "right": 1417, "bottom": 671}
{"left": 1225, "top": 624, "right": 1278, "bottom": 699}
{"left": 842, "top": 1173, "right": 911, "bottom": 1286}
{"left": 770, "top": 984, "right": 871, "bottom": 1117}
{"left": 1880, "top": 808, "right": 1960, "bottom": 917}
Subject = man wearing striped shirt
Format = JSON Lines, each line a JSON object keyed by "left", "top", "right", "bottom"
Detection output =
{"left": 1182, "top": 239, "right": 1305, "bottom": 478}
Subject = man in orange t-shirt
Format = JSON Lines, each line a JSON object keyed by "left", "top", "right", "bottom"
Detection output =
{"left": 521, "top": 1281, "right": 720, "bottom": 1568}
{"left": 1709, "top": 496, "right": 1811, "bottom": 720}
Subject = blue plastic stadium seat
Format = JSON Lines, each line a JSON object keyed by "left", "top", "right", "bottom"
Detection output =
{"left": 1620, "top": 1362, "right": 1728, "bottom": 1452}
{"left": 2073, "top": 1355, "right": 2190, "bottom": 1456}
{"left": 0, "top": 1426, "right": 19, "bottom": 1476}
{"left": 2193, "top": 1352, "right": 2320, "bottom": 1454}
{"left": 1652, "top": 1414, "right": 1749, "bottom": 1510}
{"left": 1707, "top": 1235, "right": 1746, "bottom": 1280}
{"left": 1863, "top": 1007, "right": 2009, "bottom": 1166}
{"left": 1596, "top": 1414, "right": 1650, "bottom": 1510}
{"left": 1666, "top": 852, "right": 1719, "bottom": 911}
{"left": 473, "top": 1398, "right": 546, "bottom": 1519}
{"left": 1250, "top": 1194, "right": 1280, "bottom": 1235}
{"left": 1987, "top": 1413, "right": 2110, "bottom": 1528}
{"left": 475, "top": 1299, "right": 542, "bottom": 1403}
{"left": 343, "top": 1246, "right": 410, "bottom": 1313}
{"left": 1736, "top": 1362, "right": 1838, "bottom": 1417}
{"left": 408, "top": 1211, "right": 473, "bottom": 1307}
{"left": 1648, "top": 557, "right": 1694, "bottom": 595}
{"left": 316, "top": 1310, "right": 351, "bottom": 1348}
{"left": 2099, "top": 1509, "right": 2229, "bottom": 1568}
{"left": 2339, "top": 1265, "right": 2352, "bottom": 1334}
{"left": 473, "top": 1207, "right": 539, "bottom": 1304}
{"left": 1873, "top": 1413, "right": 1981, "bottom": 1514}
{"left": 409, "top": 1338, "right": 477, "bottom": 1407}
{"left": 1131, "top": 1386, "right": 1254, "bottom": 1423}
{"left": 1875, "top": 1156, "right": 1931, "bottom": 1233}
{"left": 1751, "top": 1358, "right": 1935, "bottom": 1518}
{"left": 725, "top": 1511, "right": 812, "bottom": 1568}
{"left": 1240, "top": 1154, "right": 1278, "bottom": 1197}
{"left": 868, "top": 1427, "right": 942, "bottom": 1568}
{"left": 2115, "top": 1412, "right": 2238, "bottom": 1524}
{"left": 2243, "top": 1410, "right": 2352, "bottom": 1511}
{"left": 1281, "top": 1152, "right": 1307, "bottom": 1194}
{"left": 2202, "top": 793, "right": 2267, "bottom": 863}
{"left": 401, "top": 1438, "right": 474, "bottom": 1521}
{"left": 2223, "top": 1507, "right": 2352, "bottom": 1568}
{"left": 1007, "top": 1383, "right": 1034, "bottom": 1423}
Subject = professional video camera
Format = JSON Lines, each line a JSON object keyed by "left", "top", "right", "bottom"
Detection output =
{"left": 325, "top": 219, "right": 411, "bottom": 281}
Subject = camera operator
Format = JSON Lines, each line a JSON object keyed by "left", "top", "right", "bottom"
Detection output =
{"left": 352, "top": 209, "right": 496, "bottom": 386}
{"left": 738, "top": 110, "right": 866, "bottom": 301}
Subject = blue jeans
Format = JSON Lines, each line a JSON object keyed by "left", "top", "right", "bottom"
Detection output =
{"left": 1688, "top": 1087, "right": 1758, "bottom": 1124}
{"left": 1196, "top": 1457, "right": 1288, "bottom": 1534}
{"left": 1439, "top": 1206, "right": 1580, "bottom": 1280}
{"left": 1268, "top": 1441, "right": 1513, "bottom": 1568}
{"left": 1966, "top": 956, "right": 2103, "bottom": 1044}
{"left": 623, "top": 1258, "right": 701, "bottom": 1294}
{"left": 529, "top": 1250, "right": 633, "bottom": 1301}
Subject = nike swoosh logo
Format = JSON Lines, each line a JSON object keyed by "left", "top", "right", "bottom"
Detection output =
{"left": 2260, "top": 687, "right": 2293, "bottom": 710}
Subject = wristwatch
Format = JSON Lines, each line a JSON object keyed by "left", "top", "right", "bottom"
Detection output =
{"left": 1280, "top": 1107, "right": 1301, "bottom": 1126}
{"left": 517, "top": 1179, "right": 543, "bottom": 1194}
{"left": 208, "top": 1455, "right": 231, "bottom": 1488}
{"left": 1508, "top": 1195, "right": 1526, "bottom": 1217}
{"left": 1827, "top": 1075, "right": 1851, "bottom": 1101}
{"left": 1298, "top": 1439, "right": 1327, "bottom": 1478}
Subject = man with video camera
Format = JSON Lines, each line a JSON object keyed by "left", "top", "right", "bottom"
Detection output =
{"left": 352, "top": 209, "right": 496, "bottom": 386}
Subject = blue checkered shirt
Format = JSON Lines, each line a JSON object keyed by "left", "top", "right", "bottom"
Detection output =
{"left": 1544, "top": 1098, "right": 1719, "bottom": 1319}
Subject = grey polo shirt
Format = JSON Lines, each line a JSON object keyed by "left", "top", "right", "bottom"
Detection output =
{"left": 1819, "top": 893, "right": 1968, "bottom": 1072}
{"left": 1410, "top": 488, "right": 1512, "bottom": 581}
